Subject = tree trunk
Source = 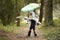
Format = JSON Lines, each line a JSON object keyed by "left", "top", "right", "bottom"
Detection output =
{"left": 39, "top": 0, "right": 44, "bottom": 23}
{"left": 16, "top": 0, "right": 20, "bottom": 26}
{"left": 0, "top": 0, "right": 15, "bottom": 26}
{"left": 44, "top": 0, "right": 54, "bottom": 26}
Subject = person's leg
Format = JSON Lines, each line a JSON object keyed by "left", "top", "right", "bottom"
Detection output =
{"left": 32, "top": 20, "right": 37, "bottom": 36}
{"left": 33, "top": 27, "right": 37, "bottom": 36}
{"left": 28, "top": 27, "right": 32, "bottom": 36}
{"left": 28, "top": 20, "right": 32, "bottom": 37}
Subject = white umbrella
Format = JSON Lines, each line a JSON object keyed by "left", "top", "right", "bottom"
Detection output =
{"left": 21, "top": 3, "right": 41, "bottom": 12}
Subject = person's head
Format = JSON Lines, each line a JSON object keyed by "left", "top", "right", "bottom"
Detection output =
{"left": 29, "top": 11, "right": 35, "bottom": 17}
{"left": 30, "top": 12, "right": 32, "bottom": 16}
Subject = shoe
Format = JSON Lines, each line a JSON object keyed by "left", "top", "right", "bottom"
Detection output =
{"left": 28, "top": 31, "right": 31, "bottom": 37}
{"left": 34, "top": 34, "right": 37, "bottom": 36}
{"left": 28, "top": 33, "right": 30, "bottom": 37}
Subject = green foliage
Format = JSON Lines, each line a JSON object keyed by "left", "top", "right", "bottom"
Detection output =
{"left": 0, "top": 21, "right": 27, "bottom": 32}
{"left": 41, "top": 19, "right": 60, "bottom": 40}
{"left": 42, "top": 27, "right": 60, "bottom": 40}
{"left": 0, "top": 37, "right": 9, "bottom": 40}
{"left": 18, "top": 0, "right": 24, "bottom": 9}
{"left": 54, "top": 19, "right": 60, "bottom": 27}
{"left": 0, "top": 0, "right": 24, "bottom": 26}
{"left": 0, "top": 0, "right": 16, "bottom": 26}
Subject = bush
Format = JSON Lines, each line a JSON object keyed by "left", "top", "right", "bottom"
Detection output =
{"left": 40, "top": 19, "right": 60, "bottom": 40}
{"left": 44, "top": 28, "right": 60, "bottom": 40}
{"left": 54, "top": 19, "right": 60, "bottom": 27}
{"left": 0, "top": 36, "right": 9, "bottom": 40}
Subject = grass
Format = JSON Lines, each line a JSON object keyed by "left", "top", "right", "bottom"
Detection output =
{"left": 41, "top": 27, "right": 60, "bottom": 40}
{"left": 0, "top": 20, "right": 27, "bottom": 32}
{"left": 40, "top": 19, "right": 60, "bottom": 40}
{"left": 0, "top": 20, "right": 27, "bottom": 40}
{"left": 0, "top": 36, "right": 9, "bottom": 40}
{"left": 54, "top": 19, "right": 60, "bottom": 27}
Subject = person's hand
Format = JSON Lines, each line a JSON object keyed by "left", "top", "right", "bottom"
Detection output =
{"left": 24, "top": 18, "right": 27, "bottom": 20}
{"left": 37, "top": 22, "right": 41, "bottom": 25}
{"left": 24, "top": 17, "right": 27, "bottom": 20}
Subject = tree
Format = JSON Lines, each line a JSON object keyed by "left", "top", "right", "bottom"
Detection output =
{"left": 0, "top": 0, "right": 15, "bottom": 26}
{"left": 39, "top": 0, "right": 44, "bottom": 23}
{"left": 15, "top": 0, "right": 20, "bottom": 26}
{"left": 15, "top": 0, "right": 24, "bottom": 26}
{"left": 44, "top": 0, "right": 54, "bottom": 26}
{"left": 53, "top": 0, "right": 60, "bottom": 19}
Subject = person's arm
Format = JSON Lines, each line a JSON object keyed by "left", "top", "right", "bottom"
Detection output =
{"left": 24, "top": 17, "right": 31, "bottom": 21}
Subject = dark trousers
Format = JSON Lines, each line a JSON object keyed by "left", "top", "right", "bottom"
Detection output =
{"left": 28, "top": 20, "right": 37, "bottom": 36}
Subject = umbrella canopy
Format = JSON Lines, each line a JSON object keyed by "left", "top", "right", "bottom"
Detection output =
{"left": 21, "top": 3, "right": 40, "bottom": 12}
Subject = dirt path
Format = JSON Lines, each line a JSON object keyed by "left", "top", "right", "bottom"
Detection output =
{"left": 0, "top": 25, "right": 46, "bottom": 40}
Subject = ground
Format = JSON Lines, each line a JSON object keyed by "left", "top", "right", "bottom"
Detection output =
{"left": 0, "top": 25, "right": 46, "bottom": 40}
